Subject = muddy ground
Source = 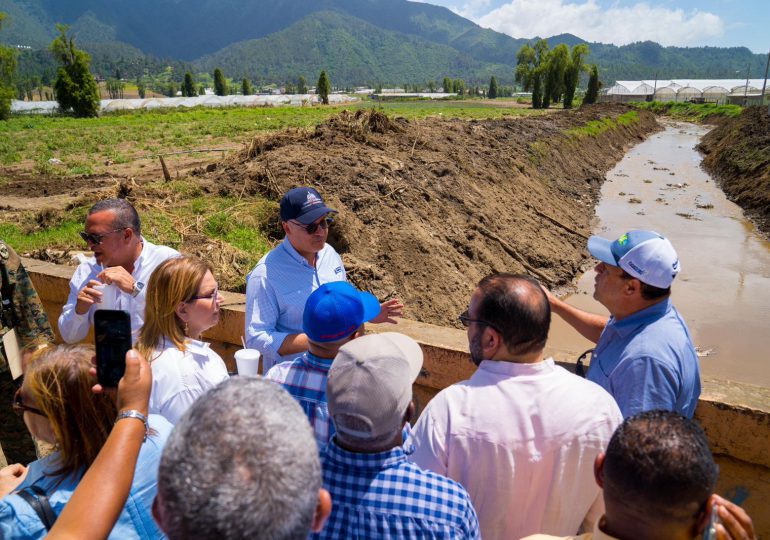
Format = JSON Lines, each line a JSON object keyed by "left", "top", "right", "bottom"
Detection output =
{"left": 698, "top": 106, "right": 770, "bottom": 237}
{"left": 202, "top": 104, "right": 659, "bottom": 327}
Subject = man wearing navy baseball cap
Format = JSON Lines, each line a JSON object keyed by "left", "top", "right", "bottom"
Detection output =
{"left": 245, "top": 186, "right": 403, "bottom": 373}
{"left": 264, "top": 281, "right": 380, "bottom": 447}
{"left": 544, "top": 230, "right": 701, "bottom": 418}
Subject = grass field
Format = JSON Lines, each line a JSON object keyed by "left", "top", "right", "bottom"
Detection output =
{"left": 0, "top": 99, "right": 545, "bottom": 175}
{"left": 631, "top": 101, "right": 743, "bottom": 121}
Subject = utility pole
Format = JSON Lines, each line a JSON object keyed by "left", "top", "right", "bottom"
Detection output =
{"left": 762, "top": 49, "right": 770, "bottom": 114}
{"left": 743, "top": 63, "right": 750, "bottom": 106}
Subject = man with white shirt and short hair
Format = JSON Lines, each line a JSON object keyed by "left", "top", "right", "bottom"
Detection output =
{"left": 543, "top": 230, "right": 700, "bottom": 418}
{"left": 409, "top": 273, "right": 622, "bottom": 540}
{"left": 245, "top": 187, "right": 402, "bottom": 373}
{"left": 58, "top": 198, "right": 179, "bottom": 343}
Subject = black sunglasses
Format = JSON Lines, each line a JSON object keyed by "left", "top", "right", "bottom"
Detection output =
{"left": 79, "top": 228, "right": 126, "bottom": 245}
{"left": 290, "top": 216, "right": 333, "bottom": 235}
{"left": 12, "top": 388, "right": 46, "bottom": 418}
{"left": 458, "top": 310, "right": 501, "bottom": 332}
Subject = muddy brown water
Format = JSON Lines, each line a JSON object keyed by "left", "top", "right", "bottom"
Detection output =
{"left": 548, "top": 121, "right": 770, "bottom": 387}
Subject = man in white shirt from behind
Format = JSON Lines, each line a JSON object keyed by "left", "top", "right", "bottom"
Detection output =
{"left": 58, "top": 198, "right": 179, "bottom": 343}
{"left": 409, "top": 273, "right": 623, "bottom": 540}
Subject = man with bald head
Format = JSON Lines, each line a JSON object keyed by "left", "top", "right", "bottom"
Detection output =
{"left": 409, "top": 273, "right": 623, "bottom": 540}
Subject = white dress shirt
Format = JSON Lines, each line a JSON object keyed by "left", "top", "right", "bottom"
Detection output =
{"left": 58, "top": 239, "right": 179, "bottom": 343}
{"left": 409, "top": 358, "right": 623, "bottom": 540}
{"left": 244, "top": 239, "right": 345, "bottom": 372}
{"left": 148, "top": 337, "right": 230, "bottom": 425}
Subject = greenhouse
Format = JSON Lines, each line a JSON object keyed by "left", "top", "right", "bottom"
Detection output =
{"left": 601, "top": 79, "right": 769, "bottom": 104}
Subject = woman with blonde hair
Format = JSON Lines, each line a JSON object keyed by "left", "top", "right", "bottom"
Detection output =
{"left": 0, "top": 344, "right": 170, "bottom": 539}
{"left": 137, "top": 255, "right": 229, "bottom": 424}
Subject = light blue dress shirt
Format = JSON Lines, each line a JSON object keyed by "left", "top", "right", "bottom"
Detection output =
{"left": 0, "top": 414, "right": 173, "bottom": 539}
{"left": 588, "top": 298, "right": 701, "bottom": 418}
{"left": 245, "top": 239, "right": 345, "bottom": 372}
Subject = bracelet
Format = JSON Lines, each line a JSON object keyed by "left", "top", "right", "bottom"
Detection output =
{"left": 116, "top": 409, "right": 149, "bottom": 442}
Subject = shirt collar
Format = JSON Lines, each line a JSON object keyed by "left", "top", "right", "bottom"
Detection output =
{"left": 300, "top": 351, "right": 334, "bottom": 371}
{"left": 324, "top": 437, "right": 408, "bottom": 471}
{"left": 608, "top": 297, "right": 672, "bottom": 338}
{"left": 130, "top": 236, "right": 149, "bottom": 275}
{"left": 159, "top": 336, "right": 211, "bottom": 356}
{"left": 477, "top": 357, "right": 556, "bottom": 377}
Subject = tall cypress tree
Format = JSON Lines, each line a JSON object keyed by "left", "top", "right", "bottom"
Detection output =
{"left": 0, "top": 13, "right": 17, "bottom": 120}
{"left": 49, "top": 24, "right": 100, "bottom": 117}
{"left": 242, "top": 78, "right": 253, "bottom": 96}
{"left": 317, "top": 70, "right": 331, "bottom": 105}
{"left": 182, "top": 72, "right": 196, "bottom": 97}
{"left": 213, "top": 68, "right": 227, "bottom": 96}
{"left": 584, "top": 65, "right": 600, "bottom": 105}
{"left": 488, "top": 76, "right": 498, "bottom": 99}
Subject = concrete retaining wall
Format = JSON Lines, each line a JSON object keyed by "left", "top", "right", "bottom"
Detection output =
{"left": 24, "top": 257, "right": 770, "bottom": 536}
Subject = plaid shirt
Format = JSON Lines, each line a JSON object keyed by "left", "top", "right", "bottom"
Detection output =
{"left": 264, "top": 351, "right": 334, "bottom": 447}
{"left": 313, "top": 438, "right": 480, "bottom": 539}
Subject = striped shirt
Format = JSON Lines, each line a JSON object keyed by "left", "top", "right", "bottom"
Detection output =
{"left": 244, "top": 239, "right": 345, "bottom": 372}
{"left": 313, "top": 439, "right": 480, "bottom": 540}
{"left": 264, "top": 351, "right": 334, "bottom": 447}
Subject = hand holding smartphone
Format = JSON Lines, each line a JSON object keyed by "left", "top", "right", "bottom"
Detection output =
{"left": 95, "top": 310, "right": 132, "bottom": 388}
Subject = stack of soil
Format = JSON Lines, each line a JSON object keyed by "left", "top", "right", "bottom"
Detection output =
{"left": 698, "top": 106, "right": 770, "bottom": 237}
{"left": 207, "top": 104, "right": 659, "bottom": 327}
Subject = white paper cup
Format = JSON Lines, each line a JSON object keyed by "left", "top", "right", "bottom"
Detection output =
{"left": 93, "top": 283, "right": 117, "bottom": 310}
{"left": 235, "top": 349, "right": 261, "bottom": 376}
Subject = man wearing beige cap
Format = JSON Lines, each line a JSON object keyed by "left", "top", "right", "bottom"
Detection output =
{"left": 312, "top": 332, "right": 479, "bottom": 540}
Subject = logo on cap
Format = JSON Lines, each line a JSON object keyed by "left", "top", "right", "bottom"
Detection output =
{"left": 303, "top": 192, "right": 322, "bottom": 209}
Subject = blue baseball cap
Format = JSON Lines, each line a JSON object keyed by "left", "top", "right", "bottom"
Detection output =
{"left": 280, "top": 187, "right": 337, "bottom": 225}
{"left": 588, "top": 230, "right": 680, "bottom": 288}
{"left": 303, "top": 282, "right": 381, "bottom": 343}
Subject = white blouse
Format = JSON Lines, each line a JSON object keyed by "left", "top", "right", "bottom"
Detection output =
{"left": 148, "top": 337, "right": 229, "bottom": 424}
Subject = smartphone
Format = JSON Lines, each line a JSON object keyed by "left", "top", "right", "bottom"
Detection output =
{"left": 702, "top": 503, "right": 720, "bottom": 540}
{"left": 94, "top": 310, "right": 132, "bottom": 388}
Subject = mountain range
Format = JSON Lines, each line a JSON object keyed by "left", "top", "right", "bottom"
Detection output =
{"left": 0, "top": 0, "right": 767, "bottom": 86}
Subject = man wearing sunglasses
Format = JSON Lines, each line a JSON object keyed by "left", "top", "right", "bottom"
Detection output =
{"left": 58, "top": 199, "right": 178, "bottom": 344}
{"left": 246, "top": 187, "right": 403, "bottom": 373}
{"left": 409, "top": 273, "right": 622, "bottom": 540}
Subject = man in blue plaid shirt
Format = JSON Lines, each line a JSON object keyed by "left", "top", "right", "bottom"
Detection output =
{"left": 313, "top": 332, "right": 480, "bottom": 539}
{"left": 264, "top": 281, "right": 381, "bottom": 447}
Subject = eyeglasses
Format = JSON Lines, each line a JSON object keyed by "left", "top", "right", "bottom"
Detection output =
{"left": 458, "top": 309, "right": 501, "bottom": 332}
{"left": 290, "top": 216, "right": 334, "bottom": 235}
{"left": 79, "top": 228, "right": 126, "bottom": 245}
{"left": 12, "top": 388, "right": 46, "bottom": 418}
{"left": 188, "top": 286, "right": 219, "bottom": 306}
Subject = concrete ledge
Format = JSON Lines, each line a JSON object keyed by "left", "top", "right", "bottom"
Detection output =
{"left": 24, "top": 257, "right": 770, "bottom": 536}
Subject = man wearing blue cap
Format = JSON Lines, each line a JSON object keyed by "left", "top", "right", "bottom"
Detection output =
{"left": 264, "top": 281, "right": 381, "bottom": 447}
{"left": 245, "top": 187, "right": 402, "bottom": 373}
{"left": 544, "top": 230, "right": 701, "bottom": 418}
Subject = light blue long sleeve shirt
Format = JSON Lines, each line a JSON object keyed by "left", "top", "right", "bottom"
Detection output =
{"left": 588, "top": 298, "right": 701, "bottom": 418}
{"left": 245, "top": 239, "right": 345, "bottom": 373}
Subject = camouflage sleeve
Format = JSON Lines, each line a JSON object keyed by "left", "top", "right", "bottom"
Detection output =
{"left": 2, "top": 242, "right": 55, "bottom": 348}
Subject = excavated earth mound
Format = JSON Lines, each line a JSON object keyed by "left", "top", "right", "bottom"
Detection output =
{"left": 698, "top": 106, "right": 770, "bottom": 237}
{"left": 204, "top": 104, "right": 659, "bottom": 327}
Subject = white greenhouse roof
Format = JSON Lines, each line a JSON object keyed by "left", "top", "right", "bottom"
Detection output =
{"left": 609, "top": 79, "right": 769, "bottom": 95}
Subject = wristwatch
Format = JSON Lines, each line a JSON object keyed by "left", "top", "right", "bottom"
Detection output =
{"left": 131, "top": 281, "right": 144, "bottom": 298}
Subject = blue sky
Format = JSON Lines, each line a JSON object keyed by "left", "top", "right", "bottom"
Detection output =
{"left": 419, "top": 0, "right": 769, "bottom": 53}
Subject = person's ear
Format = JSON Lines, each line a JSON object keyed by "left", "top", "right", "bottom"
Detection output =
{"left": 482, "top": 326, "right": 502, "bottom": 359}
{"left": 281, "top": 221, "right": 291, "bottom": 236}
{"left": 175, "top": 301, "right": 190, "bottom": 323}
{"left": 403, "top": 400, "right": 417, "bottom": 425}
{"left": 594, "top": 452, "right": 605, "bottom": 488}
{"left": 624, "top": 278, "right": 641, "bottom": 297}
{"left": 310, "top": 488, "right": 332, "bottom": 533}
{"left": 694, "top": 494, "right": 716, "bottom": 537}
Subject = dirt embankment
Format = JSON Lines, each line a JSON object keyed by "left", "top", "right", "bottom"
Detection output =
{"left": 204, "top": 104, "right": 659, "bottom": 327}
{"left": 698, "top": 107, "right": 770, "bottom": 236}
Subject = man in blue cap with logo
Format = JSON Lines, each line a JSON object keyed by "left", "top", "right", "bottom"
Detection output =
{"left": 245, "top": 187, "right": 402, "bottom": 373}
{"left": 264, "top": 281, "right": 381, "bottom": 448}
{"left": 544, "top": 230, "right": 701, "bottom": 418}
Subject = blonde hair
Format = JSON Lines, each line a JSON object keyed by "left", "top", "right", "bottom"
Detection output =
{"left": 136, "top": 255, "right": 211, "bottom": 360}
{"left": 23, "top": 344, "right": 117, "bottom": 481}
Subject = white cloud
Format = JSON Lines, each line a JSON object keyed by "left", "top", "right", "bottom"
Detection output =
{"left": 472, "top": 0, "right": 725, "bottom": 46}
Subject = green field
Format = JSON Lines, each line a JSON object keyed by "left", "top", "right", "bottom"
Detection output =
{"left": 631, "top": 101, "right": 743, "bottom": 121}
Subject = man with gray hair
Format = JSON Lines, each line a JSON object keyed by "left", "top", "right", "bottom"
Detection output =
{"left": 314, "top": 332, "right": 479, "bottom": 539}
{"left": 152, "top": 377, "right": 332, "bottom": 539}
{"left": 59, "top": 198, "right": 178, "bottom": 343}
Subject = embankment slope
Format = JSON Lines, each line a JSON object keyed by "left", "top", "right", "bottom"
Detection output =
{"left": 698, "top": 107, "right": 770, "bottom": 236}
{"left": 206, "top": 105, "right": 659, "bottom": 327}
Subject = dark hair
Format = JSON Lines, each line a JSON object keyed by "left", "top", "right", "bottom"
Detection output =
{"left": 604, "top": 410, "right": 718, "bottom": 520}
{"left": 88, "top": 198, "right": 141, "bottom": 236}
{"left": 475, "top": 273, "right": 550, "bottom": 356}
{"left": 620, "top": 269, "right": 670, "bottom": 300}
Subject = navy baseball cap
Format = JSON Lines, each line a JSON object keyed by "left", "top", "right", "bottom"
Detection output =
{"left": 303, "top": 282, "right": 381, "bottom": 343}
{"left": 280, "top": 187, "right": 337, "bottom": 225}
{"left": 588, "top": 230, "right": 680, "bottom": 288}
